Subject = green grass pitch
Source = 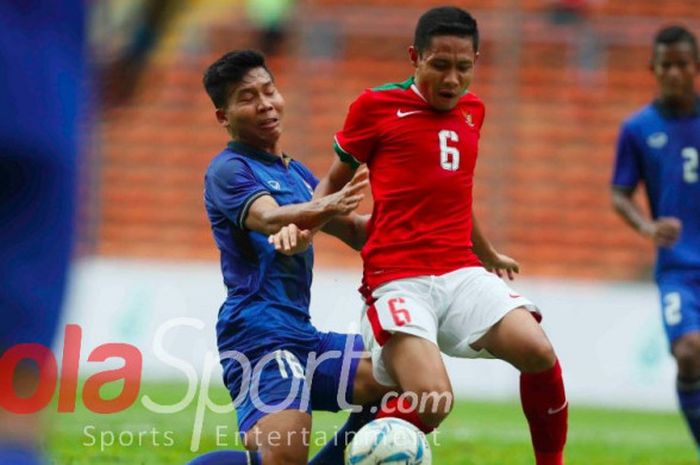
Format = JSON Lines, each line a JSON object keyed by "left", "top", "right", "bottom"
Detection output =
{"left": 46, "top": 382, "right": 696, "bottom": 464}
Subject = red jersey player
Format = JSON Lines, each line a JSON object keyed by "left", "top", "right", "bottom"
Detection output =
{"left": 310, "top": 6, "right": 568, "bottom": 465}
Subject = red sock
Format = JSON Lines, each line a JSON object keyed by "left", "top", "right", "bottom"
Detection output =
{"left": 376, "top": 396, "right": 434, "bottom": 434}
{"left": 520, "top": 359, "right": 568, "bottom": 465}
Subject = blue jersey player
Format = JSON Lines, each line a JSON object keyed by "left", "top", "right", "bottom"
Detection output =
{"left": 612, "top": 26, "right": 700, "bottom": 457}
{"left": 0, "top": 2, "right": 84, "bottom": 465}
{"left": 188, "top": 50, "right": 388, "bottom": 465}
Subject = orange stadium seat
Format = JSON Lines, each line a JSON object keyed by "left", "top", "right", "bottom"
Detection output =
{"left": 91, "top": 1, "right": 695, "bottom": 280}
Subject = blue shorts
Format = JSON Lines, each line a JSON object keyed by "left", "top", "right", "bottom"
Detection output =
{"left": 220, "top": 328, "right": 364, "bottom": 434}
{"left": 658, "top": 272, "right": 700, "bottom": 344}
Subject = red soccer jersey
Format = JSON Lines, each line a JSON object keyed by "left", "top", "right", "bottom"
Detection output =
{"left": 334, "top": 77, "right": 485, "bottom": 291}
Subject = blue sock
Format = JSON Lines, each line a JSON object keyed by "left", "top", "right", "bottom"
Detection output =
{"left": 309, "top": 407, "right": 377, "bottom": 465}
{"left": 0, "top": 444, "right": 42, "bottom": 465}
{"left": 677, "top": 378, "right": 700, "bottom": 451}
{"left": 186, "top": 450, "right": 261, "bottom": 465}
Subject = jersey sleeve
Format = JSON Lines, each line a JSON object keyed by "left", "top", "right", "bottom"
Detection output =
{"left": 611, "top": 121, "right": 642, "bottom": 189}
{"left": 206, "top": 158, "right": 270, "bottom": 229}
{"left": 334, "top": 90, "right": 378, "bottom": 167}
{"left": 477, "top": 101, "right": 486, "bottom": 131}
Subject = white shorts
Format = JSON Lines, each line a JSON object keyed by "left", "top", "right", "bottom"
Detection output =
{"left": 361, "top": 266, "right": 539, "bottom": 386}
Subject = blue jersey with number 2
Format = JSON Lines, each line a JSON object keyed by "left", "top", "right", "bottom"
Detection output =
{"left": 612, "top": 99, "right": 700, "bottom": 277}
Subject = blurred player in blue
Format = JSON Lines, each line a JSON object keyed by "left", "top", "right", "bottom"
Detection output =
{"left": 188, "top": 50, "right": 388, "bottom": 465}
{"left": 0, "top": 1, "right": 84, "bottom": 465}
{"left": 612, "top": 25, "right": 700, "bottom": 457}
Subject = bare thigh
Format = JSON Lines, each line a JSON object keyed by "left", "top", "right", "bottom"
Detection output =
{"left": 382, "top": 333, "right": 453, "bottom": 427}
{"left": 244, "top": 410, "right": 312, "bottom": 465}
{"left": 471, "top": 307, "right": 556, "bottom": 373}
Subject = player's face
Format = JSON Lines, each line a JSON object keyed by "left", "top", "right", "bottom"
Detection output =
{"left": 217, "top": 67, "right": 285, "bottom": 153}
{"left": 410, "top": 35, "right": 478, "bottom": 111}
{"left": 651, "top": 42, "right": 698, "bottom": 103}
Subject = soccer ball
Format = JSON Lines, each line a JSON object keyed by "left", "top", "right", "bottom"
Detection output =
{"left": 345, "top": 417, "right": 432, "bottom": 465}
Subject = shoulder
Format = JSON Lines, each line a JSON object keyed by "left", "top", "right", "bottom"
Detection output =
{"left": 348, "top": 88, "right": 381, "bottom": 110}
{"left": 460, "top": 92, "right": 485, "bottom": 112}
{"left": 206, "top": 148, "right": 254, "bottom": 181}
{"left": 351, "top": 78, "right": 414, "bottom": 108}
{"left": 457, "top": 92, "right": 486, "bottom": 127}
{"left": 458, "top": 92, "right": 486, "bottom": 122}
{"left": 342, "top": 87, "right": 392, "bottom": 128}
{"left": 621, "top": 103, "right": 657, "bottom": 132}
{"left": 370, "top": 77, "right": 414, "bottom": 93}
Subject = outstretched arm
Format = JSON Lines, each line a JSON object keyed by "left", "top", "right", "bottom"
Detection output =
{"left": 315, "top": 158, "right": 360, "bottom": 198}
{"left": 270, "top": 164, "right": 370, "bottom": 254}
{"left": 472, "top": 214, "right": 520, "bottom": 280}
{"left": 316, "top": 160, "right": 369, "bottom": 250}
{"left": 611, "top": 185, "right": 681, "bottom": 247}
{"left": 245, "top": 169, "right": 368, "bottom": 235}
{"left": 270, "top": 213, "right": 370, "bottom": 255}
{"left": 321, "top": 213, "right": 370, "bottom": 251}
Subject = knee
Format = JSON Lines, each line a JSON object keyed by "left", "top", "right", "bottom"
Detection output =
{"left": 411, "top": 381, "right": 454, "bottom": 427}
{"left": 418, "top": 395, "right": 453, "bottom": 427}
{"left": 517, "top": 338, "right": 557, "bottom": 374}
{"left": 674, "top": 335, "right": 700, "bottom": 379}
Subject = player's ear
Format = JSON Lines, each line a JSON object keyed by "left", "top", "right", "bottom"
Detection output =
{"left": 408, "top": 45, "right": 419, "bottom": 67}
{"left": 648, "top": 51, "right": 656, "bottom": 73}
{"left": 215, "top": 108, "right": 229, "bottom": 128}
{"left": 474, "top": 51, "right": 480, "bottom": 64}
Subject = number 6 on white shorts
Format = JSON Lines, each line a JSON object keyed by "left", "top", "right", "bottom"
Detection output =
{"left": 388, "top": 297, "right": 411, "bottom": 326}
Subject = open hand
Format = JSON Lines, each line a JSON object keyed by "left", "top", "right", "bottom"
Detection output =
{"left": 482, "top": 252, "right": 520, "bottom": 280}
{"left": 268, "top": 223, "right": 313, "bottom": 255}
{"left": 320, "top": 168, "right": 369, "bottom": 215}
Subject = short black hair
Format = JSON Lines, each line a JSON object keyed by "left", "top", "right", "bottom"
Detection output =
{"left": 653, "top": 25, "right": 699, "bottom": 61}
{"left": 413, "top": 6, "right": 479, "bottom": 54}
{"left": 202, "top": 49, "right": 272, "bottom": 108}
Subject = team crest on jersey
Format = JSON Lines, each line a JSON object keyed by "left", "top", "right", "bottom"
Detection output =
{"left": 267, "top": 180, "right": 281, "bottom": 190}
{"left": 462, "top": 110, "right": 475, "bottom": 128}
{"left": 647, "top": 132, "right": 668, "bottom": 149}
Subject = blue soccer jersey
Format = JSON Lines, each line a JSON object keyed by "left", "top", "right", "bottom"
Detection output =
{"left": 612, "top": 98, "right": 700, "bottom": 277}
{"left": 204, "top": 141, "right": 362, "bottom": 432}
{"left": 0, "top": 0, "right": 84, "bottom": 351}
{"left": 204, "top": 141, "right": 319, "bottom": 340}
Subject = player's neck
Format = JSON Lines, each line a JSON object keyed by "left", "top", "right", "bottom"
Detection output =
{"left": 263, "top": 143, "right": 283, "bottom": 157}
{"left": 235, "top": 137, "right": 283, "bottom": 158}
{"left": 659, "top": 92, "right": 698, "bottom": 116}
